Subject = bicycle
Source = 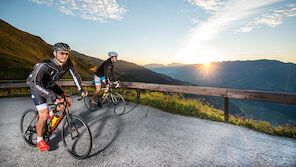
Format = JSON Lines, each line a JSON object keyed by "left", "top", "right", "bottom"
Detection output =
{"left": 84, "top": 81, "right": 126, "bottom": 115}
{"left": 20, "top": 92, "right": 92, "bottom": 159}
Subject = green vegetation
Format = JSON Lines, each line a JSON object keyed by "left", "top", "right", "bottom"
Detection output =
{"left": 0, "top": 86, "right": 96, "bottom": 97}
{"left": 123, "top": 89, "right": 296, "bottom": 139}
{"left": 0, "top": 88, "right": 31, "bottom": 97}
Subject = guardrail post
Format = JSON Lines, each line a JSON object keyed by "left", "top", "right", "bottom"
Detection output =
{"left": 224, "top": 98, "right": 229, "bottom": 121}
{"left": 136, "top": 89, "right": 141, "bottom": 100}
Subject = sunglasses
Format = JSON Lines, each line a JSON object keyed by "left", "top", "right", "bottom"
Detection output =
{"left": 58, "top": 51, "right": 69, "bottom": 55}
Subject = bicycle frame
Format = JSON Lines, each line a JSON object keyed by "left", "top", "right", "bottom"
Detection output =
{"left": 107, "top": 92, "right": 118, "bottom": 104}
{"left": 100, "top": 84, "right": 119, "bottom": 104}
{"left": 49, "top": 105, "right": 66, "bottom": 132}
{"left": 47, "top": 97, "right": 72, "bottom": 134}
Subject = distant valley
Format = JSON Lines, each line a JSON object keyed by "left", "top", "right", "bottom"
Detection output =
{"left": 144, "top": 60, "right": 296, "bottom": 126}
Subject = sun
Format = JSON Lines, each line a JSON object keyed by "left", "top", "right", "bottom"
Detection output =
{"left": 197, "top": 60, "right": 219, "bottom": 81}
{"left": 203, "top": 61, "right": 211, "bottom": 67}
{"left": 193, "top": 50, "right": 221, "bottom": 66}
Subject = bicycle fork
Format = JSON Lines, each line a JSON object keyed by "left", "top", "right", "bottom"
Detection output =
{"left": 66, "top": 117, "right": 80, "bottom": 140}
{"left": 109, "top": 93, "right": 118, "bottom": 103}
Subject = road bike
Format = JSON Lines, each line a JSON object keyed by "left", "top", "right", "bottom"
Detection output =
{"left": 20, "top": 92, "right": 92, "bottom": 159}
{"left": 84, "top": 82, "right": 126, "bottom": 115}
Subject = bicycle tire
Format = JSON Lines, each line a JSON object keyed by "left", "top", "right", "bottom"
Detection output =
{"left": 20, "top": 109, "right": 39, "bottom": 146}
{"left": 61, "top": 114, "right": 92, "bottom": 159}
{"left": 109, "top": 92, "right": 126, "bottom": 115}
{"left": 84, "top": 96, "right": 100, "bottom": 112}
{"left": 20, "top": 109, "right": 50, "bottom": 146}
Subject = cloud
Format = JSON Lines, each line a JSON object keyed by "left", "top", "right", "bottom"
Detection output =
{"left": 235, "top": 4, "right": 296, "bottom": 33}
{"left": 30, "top": 0, "right": 54, "bottom": 5}
{"left": 30, "top": 0, "right": 127, "bottom": 22}
{"left": 186, "top": 0, "right": 223, "bottom": 13}
{"left": 236, "top": 25, "right": 255, "bottom": 33}
{"left": 187, "top": 0, "right": 282, "bottom": 41}
{"left": 175, "top": 0, "right": 282, "bottom": 63}
{"left": 256, "top": 13, "right": 283, "bottom": 27}
{"left": 191, "top": 18, "right": 200, "bottom": 24}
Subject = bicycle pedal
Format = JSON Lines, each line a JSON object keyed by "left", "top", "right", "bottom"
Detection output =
{"left": 98, "top": 103, "right": 102, "bottom": 108}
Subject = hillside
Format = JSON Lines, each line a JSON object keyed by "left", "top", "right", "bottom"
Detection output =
{"left": 143, "top": 63, "right": 165, "bottom": 69}
{"left": 0, "top": 19, "right": 188, "bottom": 85}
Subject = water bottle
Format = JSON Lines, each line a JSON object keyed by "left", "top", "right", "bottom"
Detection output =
{"left": 49, "top": 114, "right": 59, "bottom": 127}
{"left": 102, "top": 91, "right": 107, "bottom": 99}
{"left": 102, "top": 92, "right": 106, "bottom": 99}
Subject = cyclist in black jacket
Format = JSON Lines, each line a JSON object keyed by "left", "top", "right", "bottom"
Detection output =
{"left": 91, "top": 52, "right": 118, "bottom": 106}
{"left": 26, "top": 42, "right": 87, "bottom": 151}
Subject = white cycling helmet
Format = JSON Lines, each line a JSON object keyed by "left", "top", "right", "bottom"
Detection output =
{"left": 108, "top": 51, "right": 118, "bottom": 58}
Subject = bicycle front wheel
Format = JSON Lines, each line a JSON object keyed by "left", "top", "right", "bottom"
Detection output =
{"left": 109, "top": 92, "right": 126, "bottom": 115}
{"left": 62, "top": 115, "right": 92, "bottom": 159}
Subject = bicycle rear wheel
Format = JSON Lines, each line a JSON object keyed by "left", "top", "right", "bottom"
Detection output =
{"left": 84, "top": 96, "right": 99, "bottom": 112}
{"left": 20, "top": 109, "right": 50, "bottom": 146}
{"left": 62, "top": 114, "right": 92, "bottom": 159}
{"left": 20, "top": 109, "right": 38, "bottom": 146}
{"left": 109, "top": 92, "right": 126, "bottom": 115}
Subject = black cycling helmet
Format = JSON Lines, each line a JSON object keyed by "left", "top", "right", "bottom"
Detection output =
{"left": 52, "top": 42, "right": 71, "bottom": 52}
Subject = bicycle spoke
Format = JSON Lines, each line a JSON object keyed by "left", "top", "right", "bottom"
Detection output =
{"left": 20, "top": 109, "right": 39, "bottom": 146}
{"left": 110, "top": 92, "right": 126, "bottom": 115}
{"left": 62, "top": 115, "right": 92, "bottom": 159}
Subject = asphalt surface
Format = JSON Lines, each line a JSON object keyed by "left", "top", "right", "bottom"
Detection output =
{"left": 0, "top": 97, "right": 295, "bottom": 167}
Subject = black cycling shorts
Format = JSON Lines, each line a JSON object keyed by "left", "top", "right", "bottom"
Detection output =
{"left": 30, "top": 84, "right": 64, "bottom": 111}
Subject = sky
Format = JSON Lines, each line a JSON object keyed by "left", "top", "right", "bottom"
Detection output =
{"left": 0, "top": 0, "right": 295, "bottom": 65}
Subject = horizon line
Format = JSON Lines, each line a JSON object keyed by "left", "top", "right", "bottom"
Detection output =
{"left": 137, "top": 58, "right": 296, "bottom": 66}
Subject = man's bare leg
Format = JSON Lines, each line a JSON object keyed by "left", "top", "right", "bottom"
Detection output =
{"left": 92, "top": 85, "right": 101, "bottom": 104}
{"left": 36, "top": 108, "right": 48, "bottom": 137}
{"left": 36, "top": 108, "right": 50, "bottom": 151}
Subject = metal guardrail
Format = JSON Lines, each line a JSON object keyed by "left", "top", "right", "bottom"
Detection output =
{"left": 1, "top": 81, "right": 296, "bottom": 120}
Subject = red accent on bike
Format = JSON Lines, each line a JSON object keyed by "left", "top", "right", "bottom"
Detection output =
{"left": 37, "top": 140, "right": 50, "bottom": 151}
{"left": 48, "top": 114, "right": 54, "bottom": 121}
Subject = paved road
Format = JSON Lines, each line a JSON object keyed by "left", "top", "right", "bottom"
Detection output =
{"left": 0, "top": 97, "right": 295, "bottom": 166}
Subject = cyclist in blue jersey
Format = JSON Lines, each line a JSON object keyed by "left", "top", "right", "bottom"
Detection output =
{"left": 91, "top": 52, "right": 118, "bottom": 107}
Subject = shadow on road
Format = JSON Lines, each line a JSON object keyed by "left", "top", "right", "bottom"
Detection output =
{"left": 121, "top": 101, "right": 139, "bottom": 115}
{"left": 77, "top": 105, "right": 124, "bottom": 159}
{"left": 48, "top": 129, "right": 62, "bottom": 151}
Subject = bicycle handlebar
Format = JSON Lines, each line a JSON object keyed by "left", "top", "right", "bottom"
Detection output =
{"left": 48, "top": 91, "right": 83, "bottom": 108}
{"left": 109, "top": 81, "right": 120, "bottom": 89}
{"left": 62, "top": 91, "right": 81, "bottom": 97}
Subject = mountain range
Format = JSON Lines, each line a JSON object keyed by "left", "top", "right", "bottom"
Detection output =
{"left": 144, "top": 61, "right": 296, "bottom": 126}
{"left": 145, "top": 61, "right": 296, "bottom": 93}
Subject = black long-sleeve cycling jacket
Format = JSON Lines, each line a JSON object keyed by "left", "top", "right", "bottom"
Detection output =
{"left": 94, "top": 58, "right": 115, "bottom": 84}
{"left": 26, "top": 58, "right": 85, "bottom": 101}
